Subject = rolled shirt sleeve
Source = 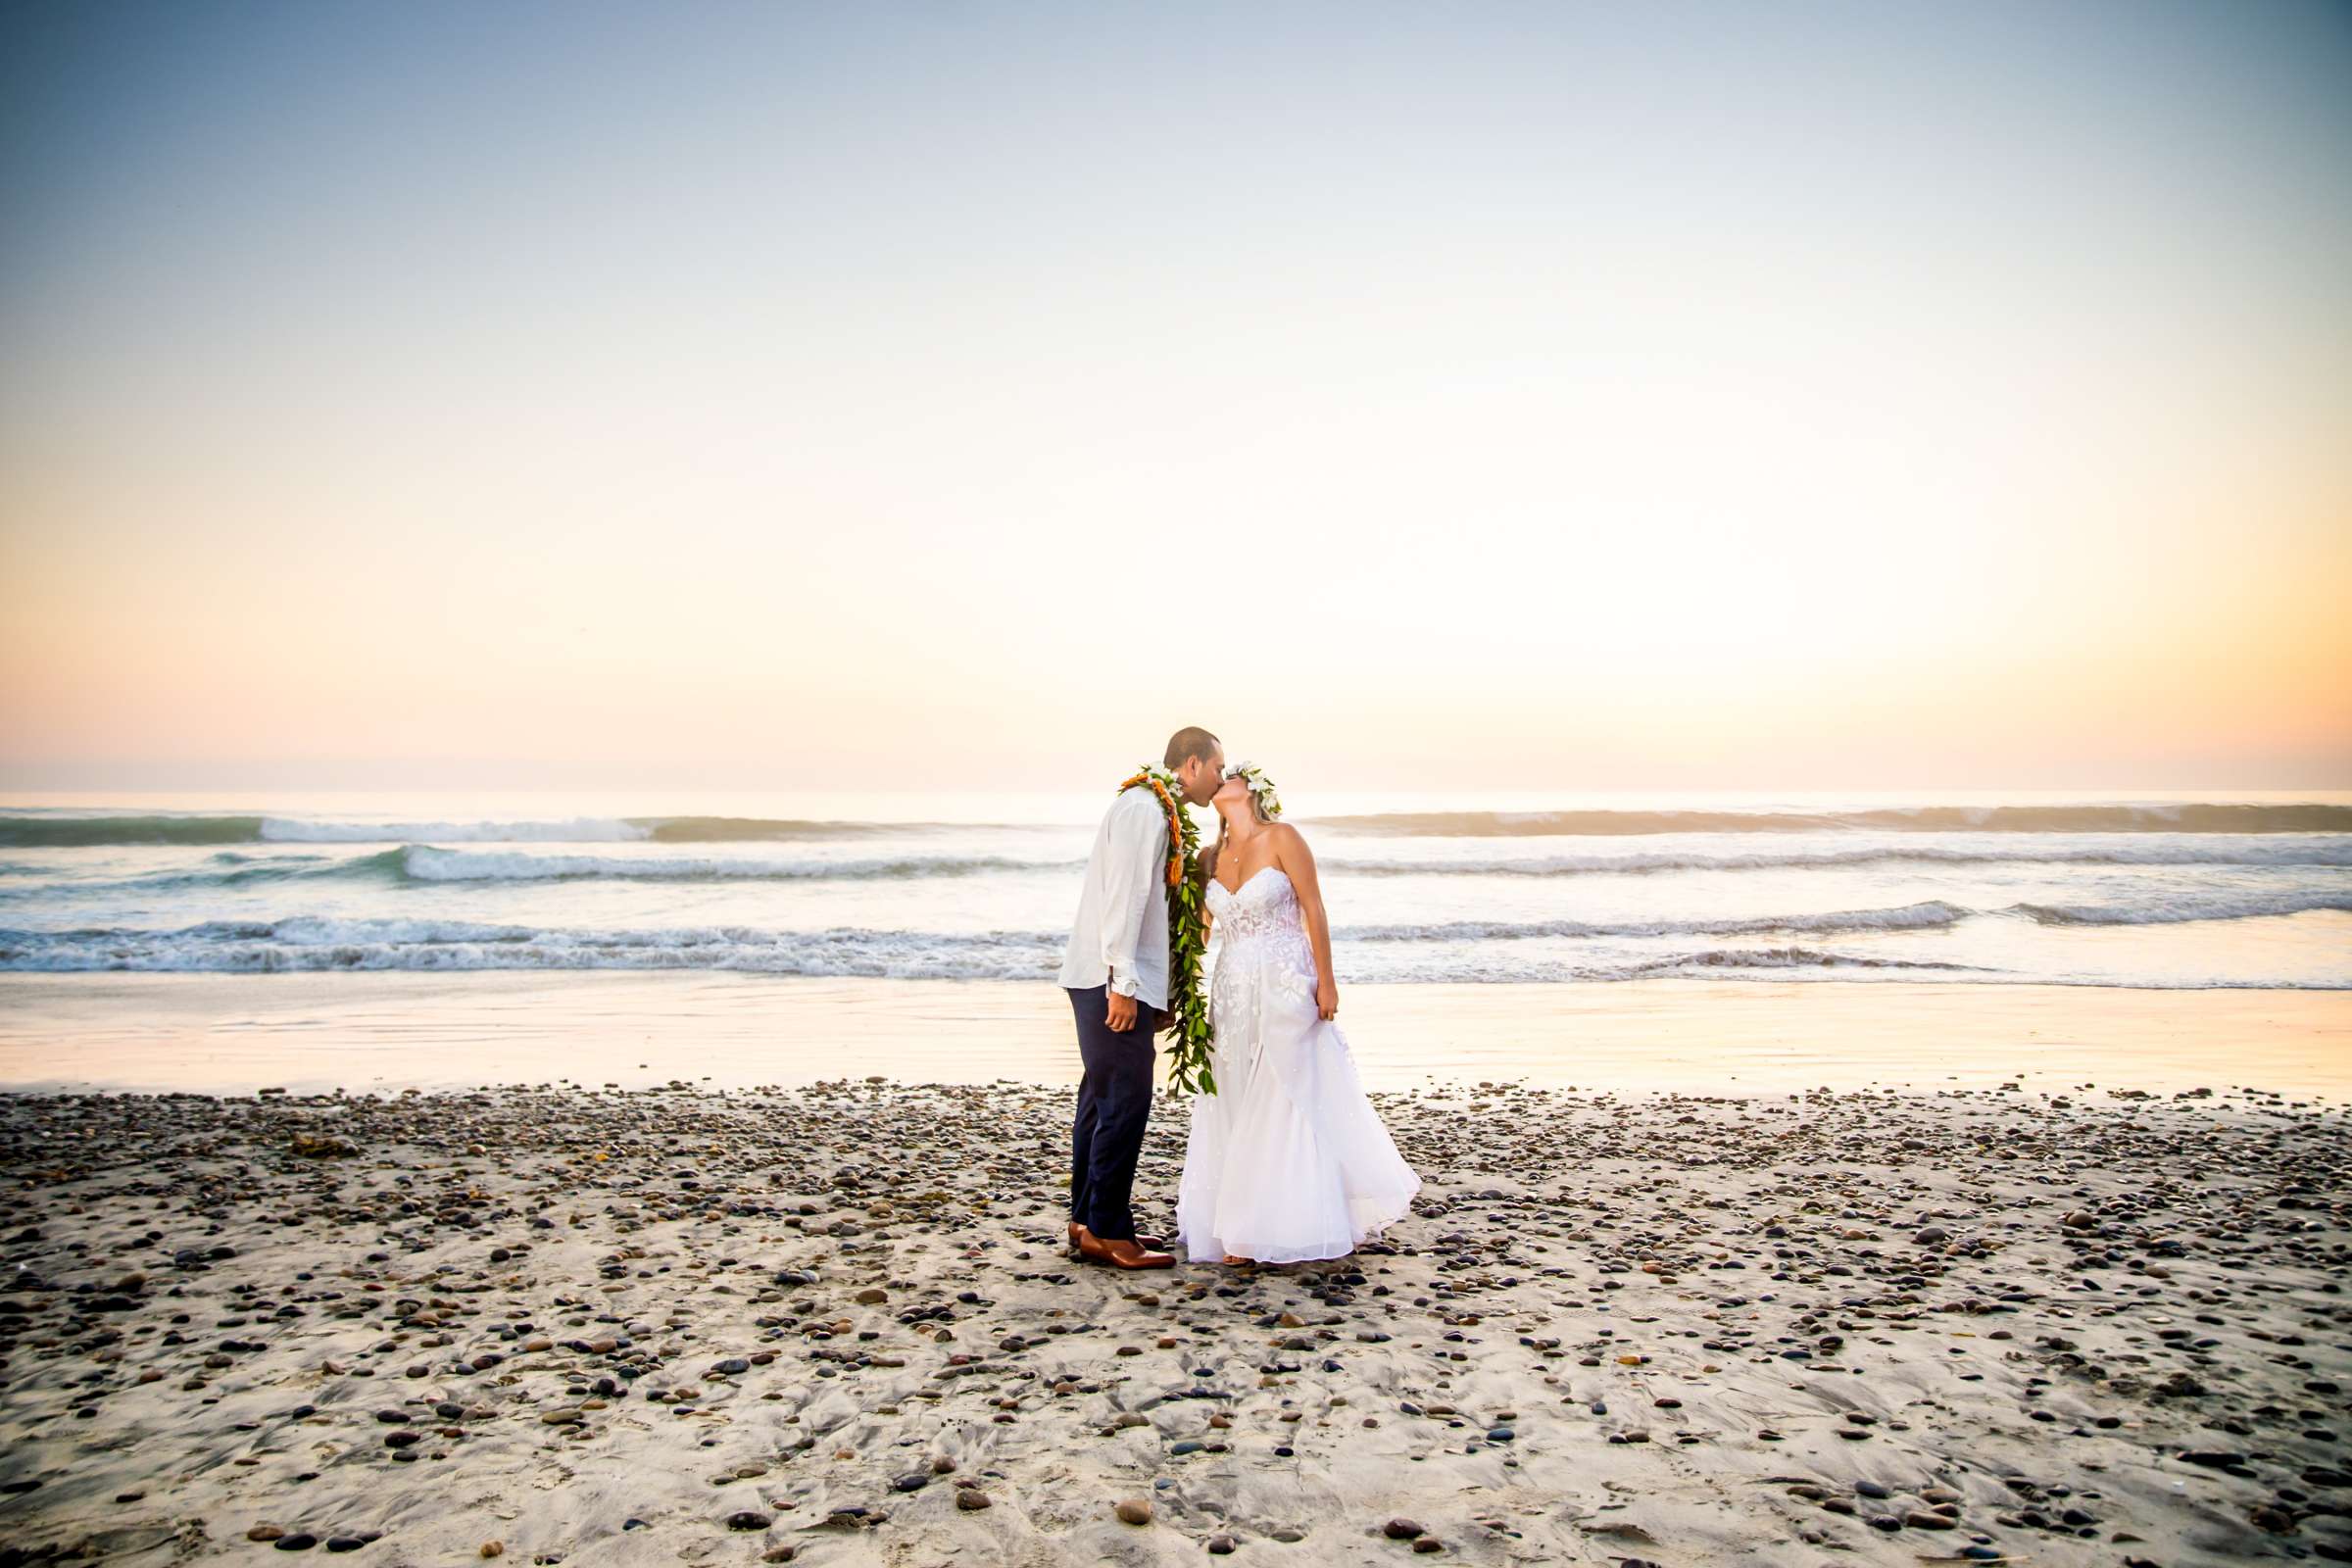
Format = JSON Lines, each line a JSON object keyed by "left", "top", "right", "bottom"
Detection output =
{"left": 1101, "top": 790, "right": 1168, "bottom": 999}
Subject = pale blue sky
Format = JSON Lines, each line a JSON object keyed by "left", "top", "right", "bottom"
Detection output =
{"left": 3, "top": 1, "right": 2348, "bottom": 789}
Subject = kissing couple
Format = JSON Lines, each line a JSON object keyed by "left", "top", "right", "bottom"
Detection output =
{"left": 1056, "top": 725, "right": 1420, "bottom": 1269}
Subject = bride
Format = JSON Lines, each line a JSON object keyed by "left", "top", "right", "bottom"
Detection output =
{"left": 1175, "top": 761, "right": 1420, "bottom": 1265}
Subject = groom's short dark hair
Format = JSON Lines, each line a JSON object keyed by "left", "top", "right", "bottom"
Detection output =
{"left": 1164, "top": 726, "right": 1221, "bottom": 771}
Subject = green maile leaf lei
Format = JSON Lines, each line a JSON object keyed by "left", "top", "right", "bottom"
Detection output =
{"left": 1117, "top": 763, "right": 1216, "bottom": 1098}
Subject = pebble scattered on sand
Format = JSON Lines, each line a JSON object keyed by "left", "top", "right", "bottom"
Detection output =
{"left": 0, "top": 1078, "right": 2345, "bottom": 1565}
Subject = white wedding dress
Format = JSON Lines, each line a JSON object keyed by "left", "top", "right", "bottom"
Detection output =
{"left": 1175, "top": 865, "right": 1421, "bottom": 1263}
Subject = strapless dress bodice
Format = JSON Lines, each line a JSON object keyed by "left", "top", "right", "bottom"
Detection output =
{"left": 1205, "top": 864, "right": 1304, "bottom": 942}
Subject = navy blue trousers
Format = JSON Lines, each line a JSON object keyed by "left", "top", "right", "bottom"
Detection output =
{"left": 1066, "top": 983, "right": 1160, "bottom": 1243}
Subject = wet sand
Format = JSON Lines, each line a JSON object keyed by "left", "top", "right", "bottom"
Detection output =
{"left": 2, "top": 1075, "right": 2349, "bottom": 1566}
{"left": 3, "top": 973, "right": 2349, "bottom": 1098}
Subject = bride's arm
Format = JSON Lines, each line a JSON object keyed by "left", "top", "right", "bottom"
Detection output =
{"left": 1272, "top": 825, "right": 1340, "bottom": 1020}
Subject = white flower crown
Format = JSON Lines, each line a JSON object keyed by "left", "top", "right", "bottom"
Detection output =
{"left": 1223, "top": 760, "right": 1282, "bottom": 818}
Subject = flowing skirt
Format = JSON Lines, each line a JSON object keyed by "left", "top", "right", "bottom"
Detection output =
{"left": 1175, "top": 937, "right": 1420, "bottom": 1264}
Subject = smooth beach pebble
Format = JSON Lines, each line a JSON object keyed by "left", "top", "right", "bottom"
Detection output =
{"left": 1116, "top": 1499, "right": 1153, "bottom": 1525}
{"left": 956, "top": 1491, "right": 992, "bottom": 1511}
{"left": 1383, "top": 1519, "right": 1424, "bottom": 1540}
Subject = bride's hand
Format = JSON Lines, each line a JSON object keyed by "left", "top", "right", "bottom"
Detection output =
{"left": 1316, "top": 976, "right": 1339, "bottom": 1020}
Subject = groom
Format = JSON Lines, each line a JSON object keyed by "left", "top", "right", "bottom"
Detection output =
{"left": 1057, "top": 725, "right": 1225, "bottom": 1270}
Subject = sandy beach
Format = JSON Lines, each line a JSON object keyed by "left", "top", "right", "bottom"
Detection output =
{"left": 3, "top": 1048, "right": 2348, "bottom": 1565}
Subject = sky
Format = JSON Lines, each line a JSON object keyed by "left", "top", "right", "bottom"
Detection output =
{"left": 2, "top": 0, "right": 2347, "bottom": 793}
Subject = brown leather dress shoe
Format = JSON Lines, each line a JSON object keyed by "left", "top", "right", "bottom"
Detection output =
{"left": 1096, "top": 1238, "right": 1175, "bottom": 1270}
{"left": 1073, "top": 1228, "right": 1175, "bottom": 1268}
{"left": 1070, "top": 1222, "right": 1165, "bottom": 1251}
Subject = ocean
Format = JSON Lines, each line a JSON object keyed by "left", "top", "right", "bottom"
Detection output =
{"left": 2, "top": 788, "right": 2346, "bottom": 991}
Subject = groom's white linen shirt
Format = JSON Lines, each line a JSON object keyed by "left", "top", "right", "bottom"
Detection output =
{"left": 1056, "top": 786, "right": 1170, "bottom": 1010}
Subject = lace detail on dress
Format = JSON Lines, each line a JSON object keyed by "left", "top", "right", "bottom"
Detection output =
{"left": 1205, "top": 867, "right": 1318, "bottom": 1037}
{"left": 1205, "top": 864, "right": 1301, "bottom": 941}
{"left": 1179, "top": 864, "right": 1421, "bottom": 1264}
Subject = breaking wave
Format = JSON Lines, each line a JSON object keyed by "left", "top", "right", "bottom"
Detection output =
{"left": 1339, "top": 901, "right": 1973, "bottom": 942}
{"left": 1330, "top": 839, "right": 2352, "bottom": 875}
{"left": 0, "top": 918, "right": 1066, "bottom": 978}
{"left": 1311, "top": 804, "right": 2352, "bottom": 836}
{"left": 2015, "top": 890, "right": 2352, "bottom": 926}
{"left": 0, "top": 848, "right": 1078, "bottom": 896}
{"left": 634, "top": 816, "right": 931, "bottom": 842}
{"left": 398, "top": 848, "right": 1069, "bottom": 883}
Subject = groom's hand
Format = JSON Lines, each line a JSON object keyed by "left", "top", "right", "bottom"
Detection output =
{"left": 1105, "top": 990, "right": 1139, "bottom": 1033}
